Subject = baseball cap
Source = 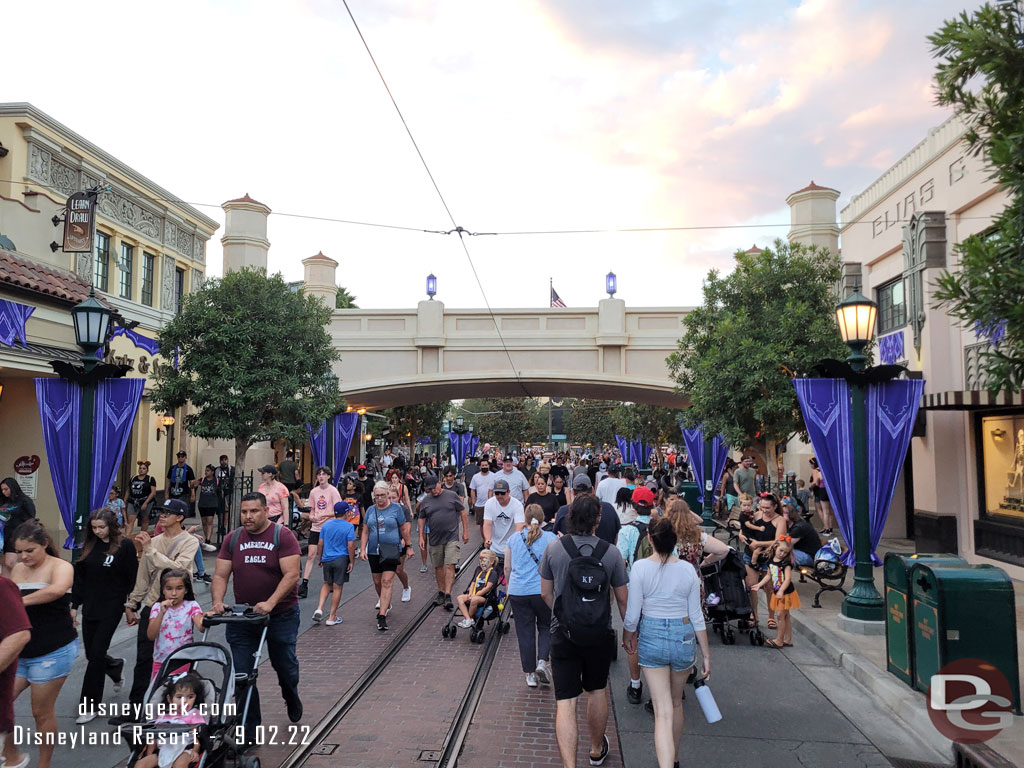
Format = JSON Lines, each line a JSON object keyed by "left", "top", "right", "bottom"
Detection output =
{"left": 257, "top": 464, "right": 277, "bottom": 474}
{"left": 502, "top": 455, "right": 514, "bottom": 463}
{"left": 493, "top": 479, "right": 510, "bottom": 493}
{"left": 632, "top": 486, "right": 656, "bottom": 507}
{"left": 357, "top": 464, "right": 367, "bottom": 471}
{"left": 599, "top": 462, "right": 607, "bottom": 470}
{"left": 333, "top": 500, "right": 352, "bottom": 516}
{"left": 572, "top": 474, "right": 593, "bottom": 490}
{"left": 176, "top": 450, "right": 187, "bottom": 457}
{"left": 423, "top": 476, "right": 439, "bottom": 489}
{"left": 161, "top": 498, "right": 188, "bottom": 517}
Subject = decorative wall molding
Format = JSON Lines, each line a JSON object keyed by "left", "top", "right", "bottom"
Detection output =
{"left": 964, "top": 341, "right": 993, "bottom": 392}
{"left": 191, "top": 269, "right": 204, "bottom": 293}
{"left": 161, "top": 255, "right": 176, "bottom": 311}
{"left": 902, "top": 211, "right": 947, "bottom": 356}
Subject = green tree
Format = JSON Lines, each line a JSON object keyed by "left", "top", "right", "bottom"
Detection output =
{"left": 380, "top": 402, "right": 449, "bottom": 456}
{"left": 611, "top": 402, "right": 680, "bottom": 445}
{"left": 931, "top": 2, "right": 1024, "bottom": 390}
{"left": 667, "top": 239, "right": 846, "bottom": 463}
{"left": 459, "top": 397, "right": 546, "bottom": 449}
{"left": 563, "top": 398, "right": 617, "bottom": 447}
{"left": 150, "top": 268, "right": 340, "bottom": 491}
{"left": 335, "top": 285, "right": 358, "bottom": 309}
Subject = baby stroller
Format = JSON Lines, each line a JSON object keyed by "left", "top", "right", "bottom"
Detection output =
{"left": 124, "top": 605, "right": 270, "bottom": 768}
{"left": 441, "top": 573, "right": 511, "bottom": 644}
{"left": 701, "top": 549, "right": 760, "bottom": 645}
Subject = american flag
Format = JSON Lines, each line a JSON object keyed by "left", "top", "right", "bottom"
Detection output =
{"left": 550, "top": 283, "right": 566, "bottom": 308}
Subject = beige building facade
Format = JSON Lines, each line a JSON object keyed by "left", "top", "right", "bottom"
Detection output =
{"left": 0, "top": 103, "right": 218, "bottom": 542}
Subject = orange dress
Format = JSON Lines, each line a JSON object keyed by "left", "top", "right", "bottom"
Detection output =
{"left": 767, "top": 557, "right": 802, "bottom": 611}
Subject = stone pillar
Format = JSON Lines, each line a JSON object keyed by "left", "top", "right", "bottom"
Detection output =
{"left": 415, "top": 299, "right": 445, "bottom": 347}
{"left": 302, "top": 252, "right": 338, "bottom": 308}
{"left": 221, "top": 193, "right": 271, "bottom": 273}
{"left": 786, "top": 181, "right": 840, "bottom": 253}
{"left": 597, "top": 298, "right": 627, "bottom": 346}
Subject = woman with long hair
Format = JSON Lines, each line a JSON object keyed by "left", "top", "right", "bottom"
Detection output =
{"left": 621, "top": 518, "right": 710, "bottom": 768}
{"left": 1, "top": 477, "right": 36, "bottom": 576}
{"left": 550, "top": 472, "right": 572, "bottom": 508}
{"left": 10, "top": 522, "right": 76, "bottom": 768}
{"left": 614, "top": 486, "right": 637, "bottom": 525}
{"left": 72, "top": 509, "right": 138, "bottom": 722}
{"left": 504, "top": 504, "right": 557, "bottom": 688}
{"left": 663, "top": 500, "right": 729, "bottom": 619}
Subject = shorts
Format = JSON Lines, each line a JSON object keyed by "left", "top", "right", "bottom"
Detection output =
{"left": 743, "top": 552, "right": 768, "bottom": 572}
{"left": 793, "top": 549, "right": 814, "bottom": 566}
{"left": 128, "top": 499, "right": 153, "bottom": 518}
{"left": 17, "top": 639, "right": 79, "bottom": 683}
{"left": 473, "top": 506, "right": 485, "bottom": 526}
{"left": 550, "top": 628, "right": 614, "bottom": 701}
{"left": 323, "top": 556, "right": 350, "bottom": 585}
{"left": 368, "top": 553, "right": 400, "bottom": 574}
{"left": 637, "top": 617, "right": 695, "bottom": 671}
{"left": 199, "top": 505, "right": 218, "bottom": 518}
{"left": 429, "top": 540, "right": 461, "bottom": 568}
{"left": 307, "top": 530, "right": 320, "bottom": 547}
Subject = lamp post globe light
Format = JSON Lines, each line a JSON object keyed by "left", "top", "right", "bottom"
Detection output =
{"left": 426, "top": 273, "right": 437, "bottom": 300}
{"left": 605, "top": 271, "right": 617, "bottom": 298}
{"left": 71, "top": 288, "right": 112, "bottom": 371}
{"left": 836, "top": 290, "right": 885, "bottom": 624}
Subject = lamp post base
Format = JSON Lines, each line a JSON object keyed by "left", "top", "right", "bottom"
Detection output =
{"left": 841, "top": 580, "right": 886, "bottom": 623}
{"left": 836, "top": 612, "right": 886, "bottom": 636}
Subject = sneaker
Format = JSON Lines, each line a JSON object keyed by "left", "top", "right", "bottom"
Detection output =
{"left": 627, "top": 681, "right": 643, "bottom": 705}
{"left": 326, "top": 617, "right": 342, "bottom": 626}
{"left": 535, "top": 659, "right": 550, "bottom": 684}
{"left": 110, "top": 658, "right": 126, "bottom": 692}
{"left": 375, "top": 599, "right": 381, "bottom": 609}
{"left": 196, "top": 573, "right": 212, "bottom": 584}
{"left": 377, "top": 614, "right": 388, "bottom": 632}
{"left": 76, "top": 713, "right": 97, "bottom": 725}
{"left": 458, "top": 618, "right": 474, "bottom": 629}
{"left": 589, "top": 734, "right": 610, "bottom": 766}
{"left": 526, "top": 673, "right": 538, "bottom": 688}
{"left": 312, "top": 610, "right": 323, "bottom": 623}
{"left": 298, "top": 582, "right": 308, "bottom": 599}
{"left": 401, "top": 587, "right": 412, "bottom": 602}
{"left": 434, "top": 591, "right": 445, "bottom": 606}
{"left": 644, "top": 699, "right": 654, "bottom": 715}
{"left": 3, "top": 753, "right": 29, "bottom": 768}
{"left": 419, "top": 564, "right": 428, "bottom": 573}
{"left": 286, "top": 695, "right": 303, "bottom": 723}
{"left": 201, "top": 542, "right": 217, "bottom": 552}
{"left": 443, "top": 594, "right": 453, "bottom": 612}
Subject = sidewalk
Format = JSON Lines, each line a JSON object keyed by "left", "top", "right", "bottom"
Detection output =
{"left": 785, "top": 536, "right": 1024, "bottom": 766}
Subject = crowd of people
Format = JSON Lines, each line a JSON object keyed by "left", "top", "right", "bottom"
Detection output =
{"left": 0, "top": 441, "right": 837, "bottom": 768}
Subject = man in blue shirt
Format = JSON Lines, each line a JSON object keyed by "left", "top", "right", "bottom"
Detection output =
{"left": 314, "top": 501, "right": 357, "bottom": 626}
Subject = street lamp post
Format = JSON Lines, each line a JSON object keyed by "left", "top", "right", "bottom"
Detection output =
{"left": 426, "top": 273, "right": 437, "bottom": 300}
{"left": 835, "top": 290, "right": 885, "bottom": 623}
{"left": 605, "top": 271, "right": 617, "bottom": 298}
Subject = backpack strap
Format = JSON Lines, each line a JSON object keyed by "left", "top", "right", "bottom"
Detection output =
{"left": 592, "top": 538, "right": 611, "bottom": 561}
{"left": 560, "top": 535, "right": 582, "bottom": 559}
{"left": 522, "top": 530, "right": 541, "bottom": 565}
{"left": 273, "top": 522, "right": 281, "bottom": 549}
{"left": 228, "top": 527, "right": 242, "bottom": 555}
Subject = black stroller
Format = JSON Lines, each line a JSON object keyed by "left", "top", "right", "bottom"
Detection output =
{"left": 702, "top": 550, "right": 763, "bottom": 645}
{"left": 124, "top": 605, "right": 270, "bottom": 768}
{"left": 441, "top": 573, "right": 511, "bottom": 644}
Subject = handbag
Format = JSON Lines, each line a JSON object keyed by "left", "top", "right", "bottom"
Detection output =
{"left": 374, "top": 506, "right": 401, "bottom": 562}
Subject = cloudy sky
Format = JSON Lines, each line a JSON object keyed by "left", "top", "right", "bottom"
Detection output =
{"left": 7, "top": 0, "right": 978, "bottom": 308}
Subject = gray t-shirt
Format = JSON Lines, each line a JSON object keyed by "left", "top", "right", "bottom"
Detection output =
{"left": 733, "top": 467, "right": 757, "bottom": 497}
{"left": 470, "top": 471, "right": 496, "bottom": 507}
{"left": 498, "top": 468, "right": 530, "bottom": 503}
{"left": 539, "top": 534, "right": 628, "bottom": 632}
{"left": 418, "top": 489, "right": 464, "bottom": 546}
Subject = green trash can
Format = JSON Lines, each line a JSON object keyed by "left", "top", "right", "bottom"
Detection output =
{"left": 910, "top": 563, "right": 1021, "bottom": 714}
{"left": 680, "top": 482, "right": 702, "bottom": 514}
{"left": 883, "top": 553, "right": 966, "bottom": 686}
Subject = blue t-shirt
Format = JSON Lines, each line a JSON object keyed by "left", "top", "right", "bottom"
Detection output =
{"left": 320, "top": 518, "right": 356, "bottom": 561}
{"left": 506, "top": 528, "right": 557, "bottom": 596}
{"left": 365, "top": 502, "right": 405, "bottom": 555}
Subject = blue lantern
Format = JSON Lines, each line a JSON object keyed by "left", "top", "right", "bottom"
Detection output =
{"left": 606, "top": 271, "right": 617, "bottom": 298}
{"left": 426, "top": 273, "right": 437, "bottom": 300}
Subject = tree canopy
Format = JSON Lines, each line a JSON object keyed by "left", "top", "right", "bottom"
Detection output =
{"left": 335, "top": 285, "right": 358, "bottom": 309}
{"left": 667, "top": 239, "right": 846, "bottom": 449}
{"left": 459, "top": 397, "right": 547, "bottom": 448}
{"left": 380, "top": 402, "right": 449, "bottom": 455}
{"left": 150, "top": 268, "right": 340, "bottom": 471}
{"left": 931, "top": 1, "right": 1024, "bottom": 390}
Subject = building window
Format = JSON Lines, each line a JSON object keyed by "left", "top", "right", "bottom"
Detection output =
{"left": 93, "top": 231, "right": 110, "bottom": 292}
{"left": 876, "top": 278, "right": 906, "bottom": 334}
{"left": 141, "top": 252, "right": 155, "bottom": 306}
{"left": 979, "top": 414, "right": 1024, "bottom": 524}
{"left": 175, "top": 267, "right": 185, "bottom": 314}
{"left": 119, "top": 243, "right": 134, "bottom": 300}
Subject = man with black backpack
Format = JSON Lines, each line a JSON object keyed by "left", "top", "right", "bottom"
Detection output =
{"left": 540, "top": 494, "right": 628, "bottom": 768}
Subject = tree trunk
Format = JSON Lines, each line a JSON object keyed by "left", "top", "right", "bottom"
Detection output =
{"left": 232, "top": 437, "right": 249, "bottom": 530}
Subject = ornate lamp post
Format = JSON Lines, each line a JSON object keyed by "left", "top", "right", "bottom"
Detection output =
{"left": 835, "top": 290, "right": 885, "bottom": 623}
{"left": 426, "top": 273, "right": 437, "bottom": 300}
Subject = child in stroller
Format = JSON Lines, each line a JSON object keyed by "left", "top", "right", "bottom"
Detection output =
{"left": 133, "top": 672, "right": 206, "bottom": 768}
{"left": 442, "top": 549, "right": 510, "bottom": 643}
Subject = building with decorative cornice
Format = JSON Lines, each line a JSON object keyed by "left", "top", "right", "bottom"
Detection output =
{"left": 0, "top": 103, "right": 219, "bottom": 541}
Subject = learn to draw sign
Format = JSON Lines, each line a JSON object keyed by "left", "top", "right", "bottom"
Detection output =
{"left": 927, "top": 658, "right": 1014, "bottom": 744}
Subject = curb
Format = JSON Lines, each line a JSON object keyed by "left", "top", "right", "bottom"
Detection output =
{"left": 790, "top": 609, "right": 954, "bottom": 761}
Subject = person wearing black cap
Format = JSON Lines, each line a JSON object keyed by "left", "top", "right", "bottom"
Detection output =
{"left": 165, "top": 451, "right": 195, "bottom": 513}
{"left": 112, "top": 498, "right": 197, "bottom": 724}
{"left": 313, "top": 501, "right": 358, "bottom": 626}
{"left": 553, "top": 474, "right": 621, "bottom": 545}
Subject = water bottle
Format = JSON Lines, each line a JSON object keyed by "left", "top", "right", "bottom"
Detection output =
{"left": 693, "top": 678, "right": 722, "bottom": 724}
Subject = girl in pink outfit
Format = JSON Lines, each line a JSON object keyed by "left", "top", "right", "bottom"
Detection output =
{"left": 135, "top": 671, "right": 207, "bottom": 768}
{"left": 147, "top": 568, "right": 203, "bottom": 680}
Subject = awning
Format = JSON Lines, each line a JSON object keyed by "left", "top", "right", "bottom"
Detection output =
{"left": 921, "top": 389, "right": 1024, "bottom": 411}
{"left": 0, "top": 340, "right": 82, "bottom": 374}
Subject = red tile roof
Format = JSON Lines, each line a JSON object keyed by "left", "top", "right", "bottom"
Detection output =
{"left": 0, "top": 248, "right": 94, "bottom": 304}
{"left": 744, "top": 244, "right": 764, "bottom": 254}
{"left": 792, "top": 180, "right": 837, "bottom": 194}
{"left": 224, "top": 193, "right": 266, "bottom": 206}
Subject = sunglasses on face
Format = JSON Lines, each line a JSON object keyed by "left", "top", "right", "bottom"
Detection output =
{"left": 494, "top": 491, "right": 507, "bottom": 496}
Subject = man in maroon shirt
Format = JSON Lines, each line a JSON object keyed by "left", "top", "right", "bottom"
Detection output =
{"left": 0, "top": 574, "right": 31, "bottom": 768}
{"left": 211, "top": 491, "right": 302, "bottom": 731}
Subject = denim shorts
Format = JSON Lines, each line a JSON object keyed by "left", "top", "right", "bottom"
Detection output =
{"left": 637, "top": 617, "right": 696, "bottom": 671}
{"left": 17, "top": 638, "right": 79, "bottom": 683}
{"left": 793, "top": 549, "right": 814, "bottom": 566}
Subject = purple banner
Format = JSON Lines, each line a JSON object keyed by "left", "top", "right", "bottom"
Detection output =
{"left": 333, "top": 412, "right": 360, "bottom": 484}
{"left": 630, "top": 440, "right": 642, "bottom": 467}
{"left": 471, "top": 435, "right": 480, "bottom": 458}
{"left": 877, "top": 331, "right": 905, "bottom": 365}
{"left": 867, "top": 380, "right": 923, "bottom": 563}
{"left": 35, "top": 379, "right": 81, "bottom": 548}
{"left": 615, "top": 435, "right": 629, "bottom": 464}
{"left": 307, "top": 420, "right": 327, "bottom": 469}
{"left": 453, "top": 431, "right": 474, "bottom": 468}
{"left": 110, "top": 326, "right": 160, "bottom": 355}
{"left": 90, "top": 378, "right": 145, "bottom": 511}
{"left": 793, "top": 379, "right": 856, "bottom": 565}
{"left": 681, "top": 426, "right": 729, "bottom": 503}
{"left": 0, "top": 298, "right": 34, "bottom": 347}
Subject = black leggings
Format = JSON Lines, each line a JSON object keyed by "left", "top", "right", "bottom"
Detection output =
{"left": 80, "top": 611, "right": 125, "bottom": 710}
